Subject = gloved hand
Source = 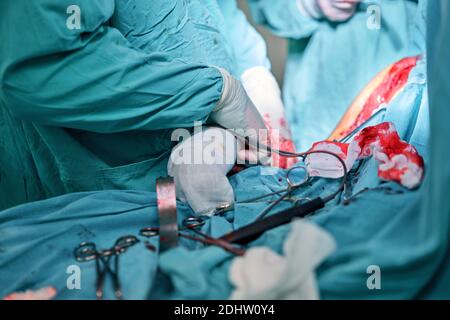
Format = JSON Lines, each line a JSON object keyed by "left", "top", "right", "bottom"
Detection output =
{"left": 211, "top": 68, "right": 271, "bottom": 166}
{"left": 298, "top": 0, "right": 360, "bottom": 22}
{"left": 241, "top": 67, "right": 297, "bottom": 169}
{"left": 168, "top": 127, "right": 241, "bottom": 216}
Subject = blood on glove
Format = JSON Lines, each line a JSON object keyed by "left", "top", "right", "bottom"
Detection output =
{"left": 241, "top": 66, "right": 297, "bottom": 169}
{"left": 263, "top": 114, "right": 297, "bottom": 169}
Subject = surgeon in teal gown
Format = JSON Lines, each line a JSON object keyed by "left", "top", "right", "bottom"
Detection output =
{"left": 247, "top": 0, "right": 422, "bottom": 150}
{"left": 0, "top": 0, "right": 269, "bottom": 210}
{"left": 1, "top": 0, "right": 450, "bottom": 300}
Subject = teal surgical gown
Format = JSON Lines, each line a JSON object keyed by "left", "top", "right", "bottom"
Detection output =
{"left": 248, "top": 0, "right": 422, "bottom": 150}
{"left": 2, "top": 0, "right": 450, "bottom": 300}
{"left": 0, "top": 0, "right": 268, "bottom": 210}
{"left": 416, "top": 0, "right": 450, "bottom": 298}
{"left": 2, "top": 53, "right": 448, "bottom": 299}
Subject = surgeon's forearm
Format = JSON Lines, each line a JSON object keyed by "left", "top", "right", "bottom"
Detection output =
{"left": 3, "top": 29, "right": 223, "bottom": 133}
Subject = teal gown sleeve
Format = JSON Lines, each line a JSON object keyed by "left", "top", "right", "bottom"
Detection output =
{"left": 246, "top": 0, "right": 321, "bottom": 39}
{"left": 0, "top": 0, "right": 223, "bottom": 133}
{"left": 216, "top": 0, "right": 270, "bottom": 75}
{"left": 416, "top": 0, "right": 450, "bottom": 297}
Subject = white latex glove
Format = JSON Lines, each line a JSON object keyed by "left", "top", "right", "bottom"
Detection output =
{"left": 297, "top": 0, "right": 360, "bottom": 22}
{"left": 168, "top": 127, "right": 242, "bottom": 216}
{"left": 212, "top": 68, "right": 271, "bottom": 166}
{"left": 241, "top": 66, "right": 297, "bottom": 169}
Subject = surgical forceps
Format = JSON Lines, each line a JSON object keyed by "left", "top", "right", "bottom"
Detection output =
{"left": 221, "top": 106, "right": 385, "bottom": 215}
{"left": 74, "top": 235, "right": 139, "bottom": 299}
{"left": 212, "top": 165, "right": 311, "bottom": 218}
{"left": 230, "top": 108, "right": 388, "bottom": 216}
{"left": 338, "top": 107, "right": 387, "bottom": 143}
{"left": 214, "top": 108, "right": 395, "bottom": 244}
{"left": 139, "top": 217, "right": 245, "bottom": 256}
{"left": 217, "top": 131, "right": 350, "bottom": 245}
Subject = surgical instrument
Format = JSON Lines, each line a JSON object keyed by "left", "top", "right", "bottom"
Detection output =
{"left": 74, "top": 235, "right": 139, "bottom": 299}
{"left": 253, "top": 165, "right": 310, "bottom": 221}
{"left": 343, "top": 185, "right": 404, "bottom": 205}
{"left": 215, "top": 133, "right": 350, "bottom": 245}
{"left": 338, "top": 107, "right": 387, "bottom": 143}
{"left": 227, "top": 128, "right": 349, "bottom": 199}
{"left": 213, "top": 165, "right": 310, "bottom": 216}
{"left": 219, "top": 197, "right": 326, "bottom": 245}
{"left": 156, "top": 176, "right": 179, "bottom": 251}
{"left": 139, "top": 217, "right": 245, "bottom": 256}
{"left": 139, "top": 216, "right": 207, "bottom": 237}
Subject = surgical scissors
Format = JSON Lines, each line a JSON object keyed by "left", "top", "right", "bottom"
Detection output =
{"left": 227, "top": 129, "right": 349, "bottom": 202}
{"left": 139, "top": 217, "right": 245, "bottom": 256}
{"left": 74, "top": 235, "right": 139, "bottom": 299}
{"left": 221, "top": 108, "right": 387, "bottom": 214}
{"left": 252, "top": 165, "right": 310, "bottom": 220}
